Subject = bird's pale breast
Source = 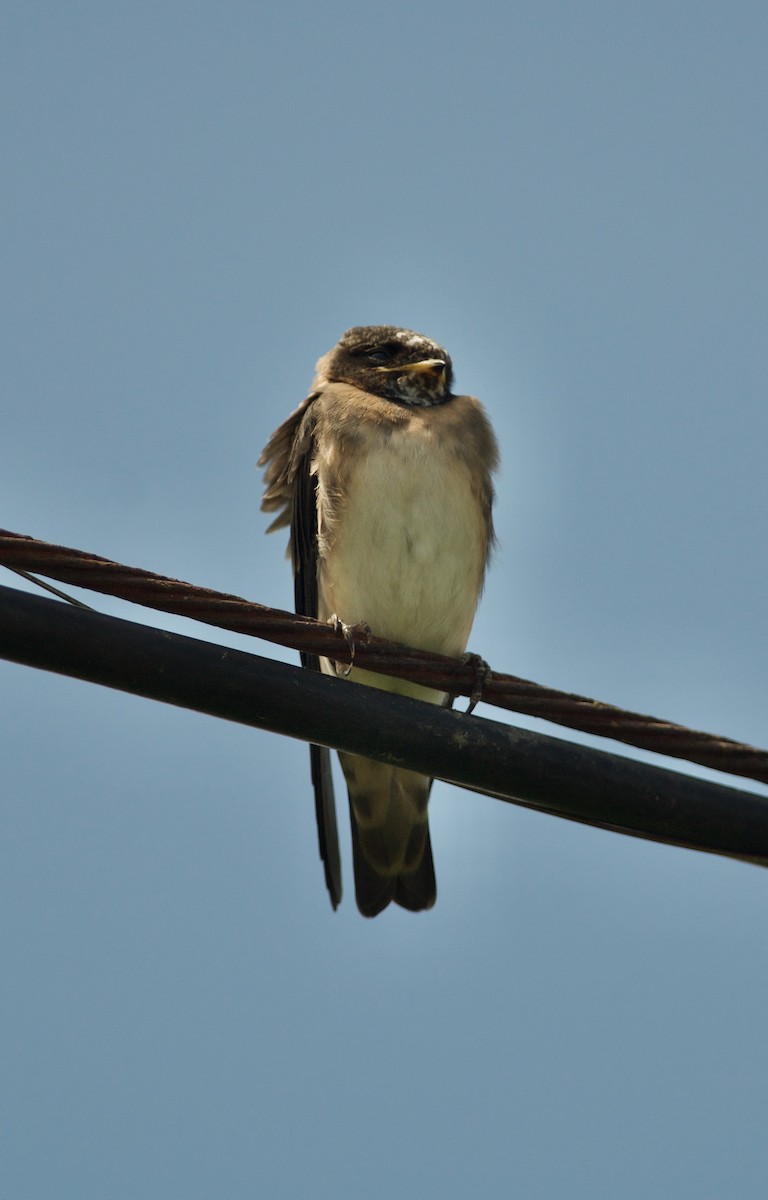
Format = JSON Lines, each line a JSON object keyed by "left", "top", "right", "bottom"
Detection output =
{"left": 314, "top": 395, "right": 488, "bottom": 696}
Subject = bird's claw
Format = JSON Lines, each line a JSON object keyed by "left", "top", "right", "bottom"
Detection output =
{"left": 329, "top": 615, "right": 372, "bottom": 677}
{"left": 462, "top": 652, "right": 491, "bottom": 713}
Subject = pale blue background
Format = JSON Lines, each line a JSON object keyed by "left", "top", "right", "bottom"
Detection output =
{"left": 2, "top": 3, "right": 768, "bottom": 1196}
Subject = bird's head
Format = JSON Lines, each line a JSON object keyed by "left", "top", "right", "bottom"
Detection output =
{"left": 324, "top": 325, "right": 454, "bottom": 406}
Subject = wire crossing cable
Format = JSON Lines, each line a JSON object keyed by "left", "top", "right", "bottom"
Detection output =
{"left": 1, "top": 527, "right": 766, "bottom": 786}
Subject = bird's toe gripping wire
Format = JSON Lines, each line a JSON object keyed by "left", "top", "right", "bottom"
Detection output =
{"left": 328, "top": 614, "right": 372, "bottom": 677}
{"left": 461, "top": 652, "right": 492, "bottom": 714}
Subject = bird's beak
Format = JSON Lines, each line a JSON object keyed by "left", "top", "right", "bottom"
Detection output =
{"left": 374, "top": 359, "right": 446, "bottom": 379}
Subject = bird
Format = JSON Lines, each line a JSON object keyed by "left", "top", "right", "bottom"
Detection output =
{"left": 259, "top": 325, "right": 498, "bottom": 916}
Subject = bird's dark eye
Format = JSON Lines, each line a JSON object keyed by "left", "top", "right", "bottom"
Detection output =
{"left": 364, "top": 341, "right": 402, "bottom": 365}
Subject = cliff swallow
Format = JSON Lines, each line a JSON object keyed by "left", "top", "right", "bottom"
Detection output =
{"left": 259, "top": 325, "right": 498, "bottom": 916}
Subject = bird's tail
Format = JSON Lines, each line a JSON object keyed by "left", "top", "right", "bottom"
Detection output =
{"left": 340, "top": 752, "right": 437, "bottom": 917}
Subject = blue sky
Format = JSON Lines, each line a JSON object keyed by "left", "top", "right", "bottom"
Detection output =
{"left": 2, "top": 2, "right": 768, "bottom": 1196}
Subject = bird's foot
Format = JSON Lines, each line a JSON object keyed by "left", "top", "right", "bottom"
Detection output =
{"left": 461, "top": 652, "right": 492, "bottom": 713}
{"left": 328, "top": 615, "right": 372, "bottom": 677}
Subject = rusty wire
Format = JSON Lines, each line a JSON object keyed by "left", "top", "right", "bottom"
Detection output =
{"left": 1, "top": 526, "right": 767, "bottom": 787}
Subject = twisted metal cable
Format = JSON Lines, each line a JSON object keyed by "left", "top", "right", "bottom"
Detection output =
{"left": 1, "top": 526, "right": 766, "bottom": 787}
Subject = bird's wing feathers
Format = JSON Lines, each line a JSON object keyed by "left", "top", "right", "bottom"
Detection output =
{"left": 258, "top": 392, "right": 318, "bottom": 534}
{"left": 259, "top": 390, "right": 342, "bottom": 910}
{"left": 290, "top": 421, "right": 320, "bottom": 654}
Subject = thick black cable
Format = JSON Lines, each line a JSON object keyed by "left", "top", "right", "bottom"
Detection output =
{"left": 1, "top": 583, "right": 767, "bottom": 867}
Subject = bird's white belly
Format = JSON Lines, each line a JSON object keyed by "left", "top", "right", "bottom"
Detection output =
{"left": 318, "top": 428, "right": 485, "bottom": 667}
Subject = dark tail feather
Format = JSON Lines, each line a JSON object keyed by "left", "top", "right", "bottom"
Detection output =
{"left": 350, "top": 814, "right": 436, "bottom": 918}
{"left": 394, "top": 833, "right": 436, "bottom": 912}
{"left": 311, "top": 744, "right": 342, "bottom": 910}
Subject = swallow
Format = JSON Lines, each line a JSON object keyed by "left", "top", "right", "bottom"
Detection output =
{"left": 259, "top": 325, "right": 498, "bottom": 916}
